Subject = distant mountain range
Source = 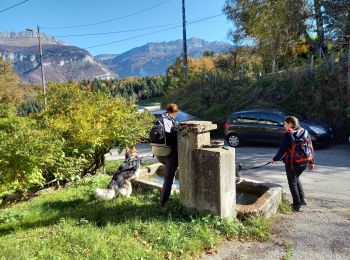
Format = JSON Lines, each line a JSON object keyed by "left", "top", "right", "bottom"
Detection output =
{"left": 0, "top": 31, "right": 231, "bottom": 83}
{"left": 0, "top": 31, "right": 115, "bottom": 83}
{"left": 95, "top": 38, "right": 231, "bottom": 78}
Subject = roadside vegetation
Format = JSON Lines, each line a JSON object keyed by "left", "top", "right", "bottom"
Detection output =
{"left": 0, "top": 174, "right": 271, "bottom": 259}
{"left": 278, "top": 195, "right": 293, "bottom": 214}
{"left": 0, "top": 58, "right": 154, "bottom": 202}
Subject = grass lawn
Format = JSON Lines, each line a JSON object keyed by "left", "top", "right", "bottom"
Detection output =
{"left": 0, "top": 174, "right": 271, "bottom": 259}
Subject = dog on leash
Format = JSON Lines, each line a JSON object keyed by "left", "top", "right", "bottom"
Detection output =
{"left": 94, "top": 156, "right": 141, "bottom": 200}
{"left": 236, "top": 163, "right": 243, "bottom": 184}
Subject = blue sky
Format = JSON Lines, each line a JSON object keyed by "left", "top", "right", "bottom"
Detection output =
{"left": 0, "top": 0, "right": 232, "bottom": 55}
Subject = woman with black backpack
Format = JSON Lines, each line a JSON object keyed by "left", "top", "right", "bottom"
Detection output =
{"left": 150, "top": 103, "right": 179, "bottom": 206}
{"left": 269, "top": 116, "right": 315, "bottom": 212}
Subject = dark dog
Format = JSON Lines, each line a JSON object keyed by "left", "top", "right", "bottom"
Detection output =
{"left": 236, "top": 163, "right": 243, "bottom": 184}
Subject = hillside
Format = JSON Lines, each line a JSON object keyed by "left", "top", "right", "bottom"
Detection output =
{"left": 96, "top": 38, "right": 231, "bottom": 78}
{"left": 0, "top": 31, "right": 115, "bottom": 83}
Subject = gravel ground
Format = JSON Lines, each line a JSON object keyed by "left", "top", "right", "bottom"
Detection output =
{"left": 202, "top": 144, "right": 350, "bottom": 260}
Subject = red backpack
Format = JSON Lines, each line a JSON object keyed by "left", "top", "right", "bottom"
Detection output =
{"left": 286, "top": 129, "right": 314, "bottom": 170}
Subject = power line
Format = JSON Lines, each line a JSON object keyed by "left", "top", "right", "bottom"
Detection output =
{"left": 41, "top": 0, "right": 173, "bottom": 30}
{"left": 0, "top": 0, "right": 29, "bottom": 14}
{"left": 0, "top": 14, "right": 224, "bottom": 40}
{"left": 1, "top": 13, "right": 225, "bottom": 59}
{"left": 0, "top": 23, "right": 178, "bottom": 39}
{"left": 4, "top": 13, "right": 224, "bottom": 65}
{"left": 53, "top": 23, "right": 179, "bottom": 38}
{"left": 84, "top": 13, "right": 225, "bottom": 49}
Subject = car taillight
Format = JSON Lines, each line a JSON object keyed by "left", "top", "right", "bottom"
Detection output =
{"left": 224, "top": 121, "right": 230, "bottom": 129}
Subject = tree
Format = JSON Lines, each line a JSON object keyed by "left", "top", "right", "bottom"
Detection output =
{"left": 203, "top": 50, "right": 215, "bottom": 57}
{"left": 323, "top": 0, "right": 350, "bottom": 45}
{"left": 38, "top": 82, "right": 154, "bottom": 175}
{"left": 0, "top": 58, "right": 24, "bottom": 104}
{"left": 224, "top": 0, "right": 306, "bottom": 62}
{"left": 224, "top": 0, "right": 350, "bottom": 59}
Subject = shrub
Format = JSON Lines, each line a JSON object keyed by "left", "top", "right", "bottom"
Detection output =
{"left": 37, "top": 82, "right": 154, "bottom": 175}
{"left": 0, "top": 82, "right": 154, "bottom": 197}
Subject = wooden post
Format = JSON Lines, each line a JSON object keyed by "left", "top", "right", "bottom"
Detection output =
{"left": 347, "top": 36, "right": 350, "bottom": 107}
{"left": 272, "top": 60, "right": 276, "bottom": 74}
{"left": 310, "top": 55, "right": 314, "bottom": 73}
{"left": 182, "top": 0, "right": 188, "bottom": 76}
{"left": 37, "top": 26, "right": 47, "bottom": 106}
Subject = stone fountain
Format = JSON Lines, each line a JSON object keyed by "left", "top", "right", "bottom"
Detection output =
{"left": 132, "top": 121, "right": 282, "bottom": 218}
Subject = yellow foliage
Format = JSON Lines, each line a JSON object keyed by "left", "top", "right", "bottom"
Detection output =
{"left": 188, "top": 57, "right": 215, "bottom": 73}
{"left": 0, "top": 59, "right": 24, "bottom": 104}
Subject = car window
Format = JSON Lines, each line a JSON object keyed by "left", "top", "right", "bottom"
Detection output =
{"left": 259, "top": 113, "right": 282, "bottom": 126}
{"left": 237, "top": 113, "right": 260, "bottom": 124}
{"left": 269, "top": 113, "right": 284, "bottom": 124}
{"left": 229, "top": 114, "right": 238, "bottom": 123}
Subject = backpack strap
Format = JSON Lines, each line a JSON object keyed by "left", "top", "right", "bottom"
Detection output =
{"left": 162, "top": 113, "right": 176, "bottom": 133}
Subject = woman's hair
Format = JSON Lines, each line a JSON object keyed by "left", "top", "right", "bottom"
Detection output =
{"left": 284, "top": 116, "right": 300, "bottom": 129}
{"left": 166, "top": 103, "right": 179, "bottom": 113}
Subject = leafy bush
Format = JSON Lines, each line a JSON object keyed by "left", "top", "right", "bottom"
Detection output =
{"left": 38, "top": 82, "right": 154, "bottom": 175}
{"left": 0, "top": 104, "right": 63, "bottom": 196}
{"left": 0, "top": 82, "right": 154, "bottom": 197}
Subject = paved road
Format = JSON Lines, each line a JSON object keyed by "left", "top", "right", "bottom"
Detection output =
{"left": 106, "top": 143, "right": 350, "bottom": 259}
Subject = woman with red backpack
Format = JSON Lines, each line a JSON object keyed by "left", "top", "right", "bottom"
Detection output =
{"left": 270, "top": 116, "right": 315, "bottom": 212}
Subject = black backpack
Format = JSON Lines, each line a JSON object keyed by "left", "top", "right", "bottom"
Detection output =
{"left": 149, "top": 117, "right": 166, "bottom": 144}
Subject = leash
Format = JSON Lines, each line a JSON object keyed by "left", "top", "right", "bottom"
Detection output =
{"left": 239, "top": 162, "right": 271, "bottom": 171}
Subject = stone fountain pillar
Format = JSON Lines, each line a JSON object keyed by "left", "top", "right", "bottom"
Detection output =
{"left": 177, "top": 121, "right": 236, "bottom": 218}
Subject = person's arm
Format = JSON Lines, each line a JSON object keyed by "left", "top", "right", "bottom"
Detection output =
{"left": 270, "top": 133, "right": 290, "bottom": 163}
{"left": 308, "top": 133, "right": 315, "bottom": 170}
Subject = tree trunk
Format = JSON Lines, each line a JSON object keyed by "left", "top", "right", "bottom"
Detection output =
{"left": 300, "top": 21, "right": 319, "bottom": 51}
{"left": 314, "top": 0, "right": 328, "bottom": 56}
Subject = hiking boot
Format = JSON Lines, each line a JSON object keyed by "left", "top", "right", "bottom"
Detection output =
{"left": 292, "top": 204, "right": 301, "bottom": 212}
{"left": 300, "top": 199, "right": 307, "bottom": 206}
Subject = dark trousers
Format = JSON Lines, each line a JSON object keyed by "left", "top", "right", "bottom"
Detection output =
{"left": 285, "top": 164, "right": 307, "bottom": 207}
{"left": 156, "top": 152, "right": 178, "bottom": 205}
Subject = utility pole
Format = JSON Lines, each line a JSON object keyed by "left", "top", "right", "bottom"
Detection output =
{"left": 26, "top": 26, "right": 47, "bottom": 106}
{"left": 346, "top": 35, "right": 350, "bottom": 107}
{"left": 182, "top": 0, "right": 188, "bottom": 76}
{"left": 37, "top": 26, "right": 47, "bottom": 106}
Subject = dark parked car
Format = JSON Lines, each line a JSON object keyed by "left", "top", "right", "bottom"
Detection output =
{"left": 140, "top": 106, "right": 198, "bottom": 123}
{"left": 224, "top": 109, "right": 333, "bottom": 147}
{"left": 150, "top": 109, "right": 198, "bottom": 123}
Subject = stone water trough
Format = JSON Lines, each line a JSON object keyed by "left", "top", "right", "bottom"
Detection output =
{"left": 132, "top": 121, "right": 282, "bottom": 218}
{"left": 132, "top": 164, "right": 282, "bottom": 218}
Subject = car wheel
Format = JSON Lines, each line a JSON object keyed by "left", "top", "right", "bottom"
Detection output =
{"left": 227, "top": 134, "right": 241, "bottom": 147}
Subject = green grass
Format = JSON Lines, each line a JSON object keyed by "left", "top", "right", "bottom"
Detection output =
{"left": 278, "top": 195, "right": 293, "bottom": 214}
{"left": 282, "top": 242, "right": 294, "bottom": 260}
{"left": 99, "top": 160, "right": 124, "bottom": 175}
{"left": 0, "top": 174, "right": 271, "bottom": 259}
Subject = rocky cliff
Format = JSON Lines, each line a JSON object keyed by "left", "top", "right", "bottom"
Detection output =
{"left": 0, "top": 31, "right": 115, "bottom": 83}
